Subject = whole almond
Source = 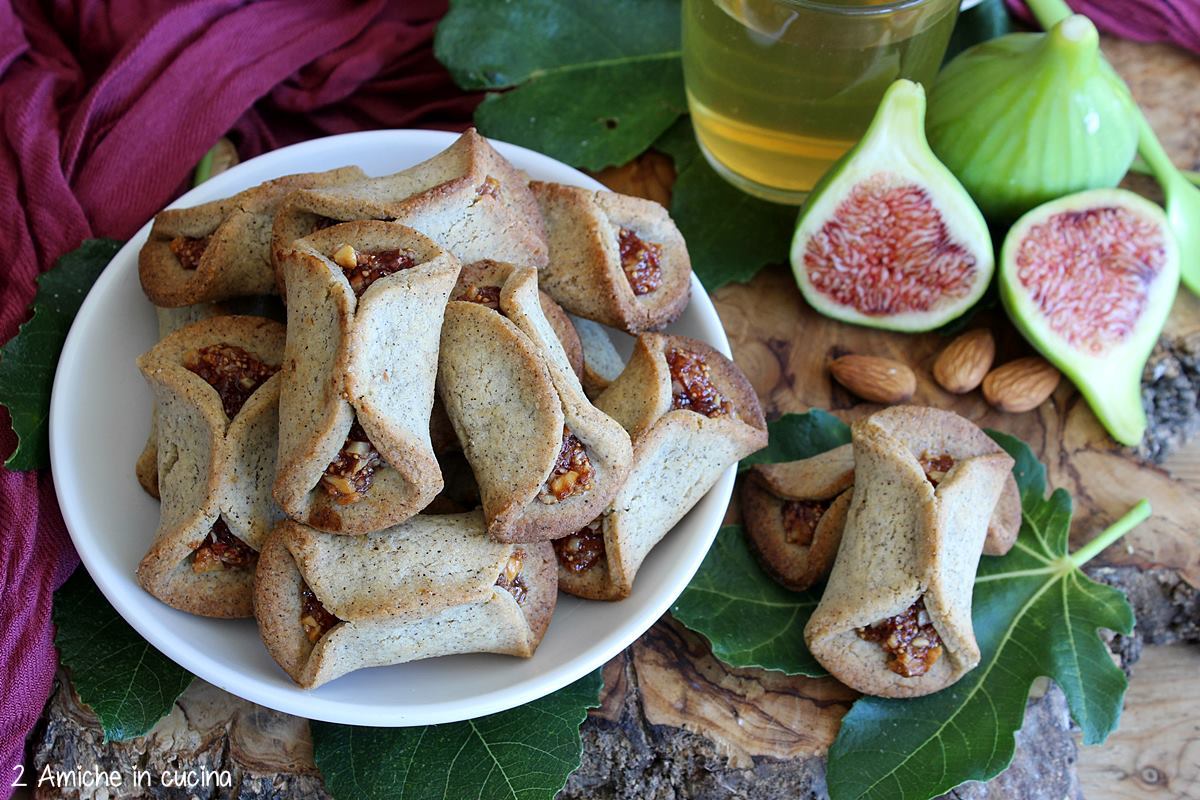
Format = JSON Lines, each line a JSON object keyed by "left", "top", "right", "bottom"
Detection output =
{"left": 982, "top": 357, "right": 1061, "bottom": 413}
{"left": 829, "top": 355, "right": 916, "bottom": 405}
{"left": 933, "top": 329, "right": 995, "bottom": 394}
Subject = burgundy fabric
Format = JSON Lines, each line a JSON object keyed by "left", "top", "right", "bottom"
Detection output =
{"left": 1006, "top": 0, "right": 1200, "bottom": 54}
{"left": 0, "top": 1, "right": 476, "bottom": 791}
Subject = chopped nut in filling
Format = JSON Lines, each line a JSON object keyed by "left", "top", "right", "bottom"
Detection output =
{"left": 539, "top": 428, "right": 595, "bottom": 503}
{"left": 495, "top": 549, "right": 528, "bottom": 604}
{"left": 169, "top": 235, "right": 211, "bottom": 270}
{"left": 918, "top": 452, "right": 956, "bottom": 487}
{"left": 331, "top": 243, "right": 417, "bottom": 296}
{"left": 855, "top": 597, "right": 944, "bottom": 678}
{"left": 320, "top": 420, "right": 383, "bottom": 504}
{"left": 191, "top": 518, "right": 257, "bottom": 573}
{"left": 667, "top": 348, "right": 733, "bottom": 418}
{"left": 617, "top": 228, "right": 663, "bottom": 296}
{"left": 455, "top": 283, "right": 502, "bottom": 311}
{"left": 475, "top": 175, "right": 501, "bottom": 200}
{"left": 781, "top": 499, "right": 830, "bottom": 547}
{"left": 184, "top": 343, "right": 279, "bottom": 418}
{"left": 300, "top": 582, "right": 342, "bottom": 643}
{"left": 553, "top": 520, "right": 605, "bottom": 573}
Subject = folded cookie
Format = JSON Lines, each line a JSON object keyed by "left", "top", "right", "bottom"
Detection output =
{"left": 531, "top": 181, "right": 691, "bottom": 334}
{"left": 271, "top": 129, "right": 546, "bottom": 289}
{"left": 741, "top": 445, "right": 855, "bottom": 591}
{"left": 255, "top": 512, "right": 556, "bottom": 689}
{"left": 554, "top": 334, "right": 768, "bottom": 600}
{"left": 135, "top": 316, "right": 285, "bottom": 618}
{"left": 137, "top": 303, "right": 227, "bottom": 498}
{"left": 273, "top": 221, "right": 460, "bottom": 534}
{"left": 745, "top": 407, "right": 1020, "bottom": 590}
{"left": 139, "top": 166, "right": 366, "bottom": 307}
{"left": 438, "top": 260, "right": 633, "bottom": 543}
{"left": 804, "top": 407, "right": 1015, "bottom": 698}
{"left": 572, "top": 315, "right": 626, "bottom": 397}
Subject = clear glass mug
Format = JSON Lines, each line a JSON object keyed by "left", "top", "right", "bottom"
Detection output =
{"left": 681, "top": 0, "right": 961, "bottom": 204}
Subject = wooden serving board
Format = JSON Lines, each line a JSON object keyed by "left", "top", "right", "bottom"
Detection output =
{"left": 28, "top": 34, "right": 1200, "bottom": 800}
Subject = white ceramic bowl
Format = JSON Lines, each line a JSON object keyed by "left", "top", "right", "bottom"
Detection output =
{"left": 50, "top": 130, "right": 733, "bottom": 726}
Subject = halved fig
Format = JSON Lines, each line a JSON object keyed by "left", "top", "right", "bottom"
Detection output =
{"left": 1000, "top": 188, "right": 1179, "bottom": 446}
{"left": 790, "top": 80, "right": 994, "bottom": 332}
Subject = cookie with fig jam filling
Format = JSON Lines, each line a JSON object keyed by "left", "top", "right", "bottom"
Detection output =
{"left": 530, "top": 181, "right": 691, "bottom": 334}
{"left": 139, "top": 166, "right": 365, "bottom": 307}
{"left": 254, "top": 512, "right": 556, "bottom": 689}
{"left": 273, "top": 221, "right": 461, "bottom": 534}
{"left": 135, "top": 316, "right": 285, "bottom": 618}
{"left": 270, "top": 129, "right": 547, "bottom": 294}
{"left": 438, "top": 261, "right": 632, "bottom": 543}
{"left": 742, "top": 443, "right": 856, "bottom": 592}
{"left": 804, "top": 406, "right": 1015, "bottom": 698}
{"left": 554, "top": 333, "right": 767, "bottom": 601}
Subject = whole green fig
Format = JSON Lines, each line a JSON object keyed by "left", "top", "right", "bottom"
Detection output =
{"left": 927, "top": 15, "right": 1139, "bottom": 222}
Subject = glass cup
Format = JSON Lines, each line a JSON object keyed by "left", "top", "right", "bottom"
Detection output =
{"left": 682, "top": 0, "right": 961, "bottom": 205}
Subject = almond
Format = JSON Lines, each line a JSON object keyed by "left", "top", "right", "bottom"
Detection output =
{"left": 982, "top": 357, "right": 1061, "bottom": 413}
{"left": 933, "top": 329, "right": 995, "bottom": 394}
{"left": 829, "top": 355, "right": 916, "bottom": 405}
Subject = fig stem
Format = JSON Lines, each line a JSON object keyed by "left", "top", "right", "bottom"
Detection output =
{"left": 192, "top": 144, "right": 218, "bottom": 188}
{"left": 1069, "top": 499, "right": 1151, "bottom": 568}
{"left": 1131, "top": 158, "right": 1200, "bottom": 188}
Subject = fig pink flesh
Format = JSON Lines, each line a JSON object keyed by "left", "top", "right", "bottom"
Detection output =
{"left": 1015, "top": 206, "right": 1169, "bottom": 356}
{"left": 803, "top": 173, "right": 980, "bottom": 316}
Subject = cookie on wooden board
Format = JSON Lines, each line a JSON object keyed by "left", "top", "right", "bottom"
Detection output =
{"left": 742, "top": 444, "right": 855, "bottom": 592}
{"left": 804, "top": 407, "right": 1014, "bottom": 698}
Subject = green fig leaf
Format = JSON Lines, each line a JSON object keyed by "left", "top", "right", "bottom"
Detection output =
{"left": 672, "top": 525, "right": 826, "bottom": 676}
{"left": 312, "top": 669, "right": 603, "bottom": 800}
{"left": 654, "top": 118, "right": 797, "bottom": 291}
{"left": 824, "top": 433, "right": 1135, "bottom": 800}
{"left": 738, "top": 410, "right": 851, "bottom": 473}
{"left": 0, "top": 238, "right": 121, "bottom": 470}
{"left": 54, "top": 569, "right": 194, "bottom": 741}
{"left": 435, "top": 0, "right": 686, "bottom": 170}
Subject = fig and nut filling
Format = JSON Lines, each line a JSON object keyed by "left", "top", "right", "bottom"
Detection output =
{"left": 856, "top": 597, "right": 944, "bottom": 678}
{"left": 495, "top": 549, "right": 528, "bottom": 604}
{"left": 320, "top": 420, "right": 383, "bottom": 504}
{"left": 184, "top": 343, "right": 279, "bottom": 418}
{"left": 475, "top": 175, "right": 501, "bottom": 200}
{"left": 667, "top": 348, "right": 733, "bottom": 418}
{"left": 918, "top": 452, "right": 956, "bottom": 487}
{"left": 554, "top": 520, "right": 605, "bottom": 574}
{"left": 191, "top": 518, "right": 256, "bottom": 573}
{"left": 781, "top": 499, "right": 830, "bottom": 547}
{"left": 169, "top": 235, "right": 211, "bottom": 270}
{"left": 300, "top": 582, "right": 342, "bottom": 644}
{"left": 332, "top": 243, "right": 417, "bottom": 296}
{"left": 617, "top": 228, "right": 663, "bottom": 296}
{"left": 456, "top": 283, "right": 502, "bottom": 311}
{"left": 539, "top": 428, "right": 595, "bottom": 504}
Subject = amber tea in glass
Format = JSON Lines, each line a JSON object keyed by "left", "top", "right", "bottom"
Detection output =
{"left": 682, "top": 0, "right": 960, "bottom": 204}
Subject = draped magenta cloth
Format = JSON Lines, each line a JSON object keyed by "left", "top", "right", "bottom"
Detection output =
{"left": 0, "top": 1, "right": 475, "bottom": 789}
